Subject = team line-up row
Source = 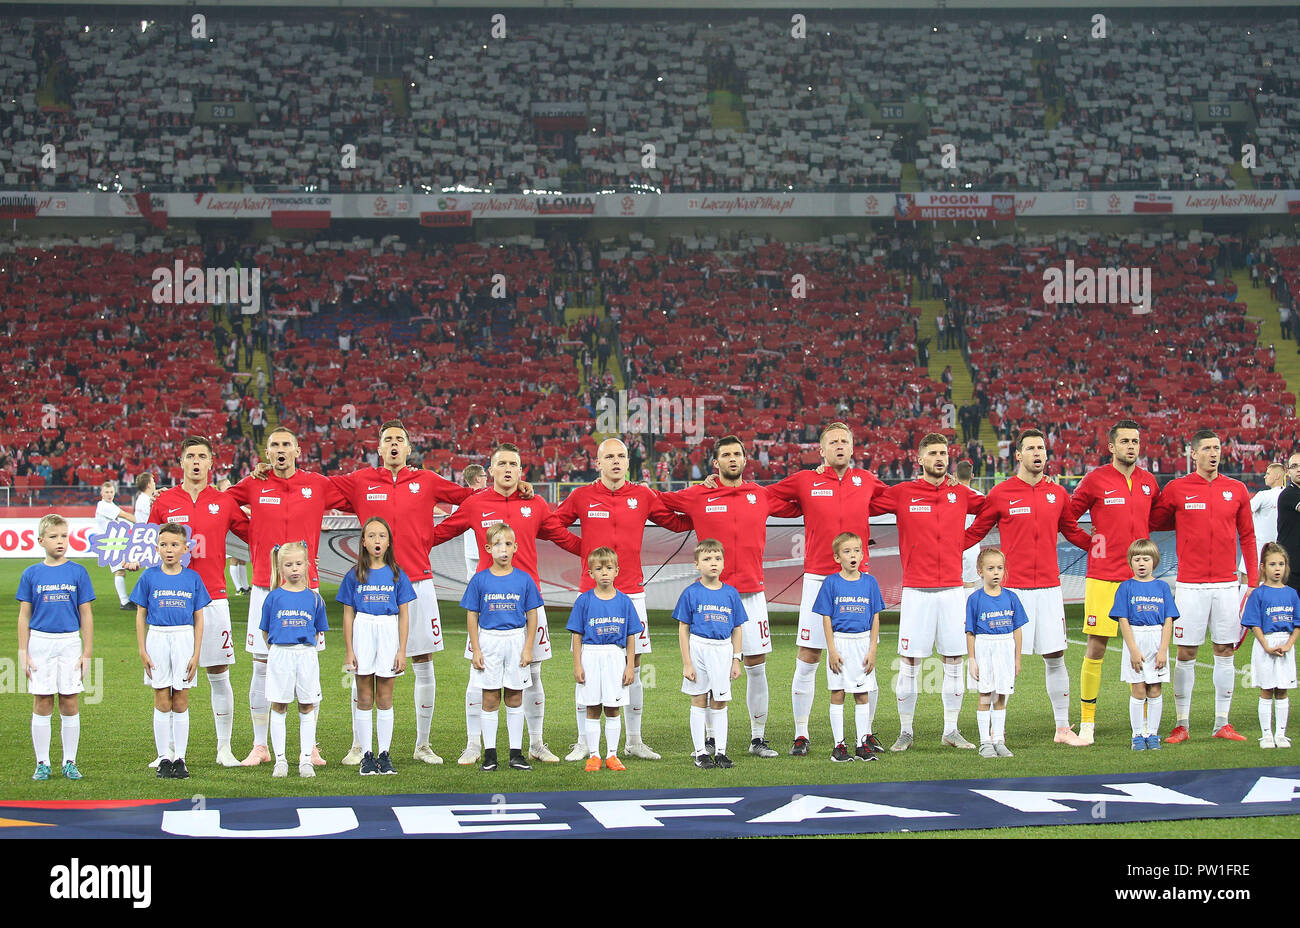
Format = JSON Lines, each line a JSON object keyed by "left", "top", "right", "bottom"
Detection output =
{"left": 15, "top": 418, "right": 1298, "bottom": 780}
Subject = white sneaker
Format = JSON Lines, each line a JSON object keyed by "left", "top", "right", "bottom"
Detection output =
{"left": 1275, "top": 733, "right": 1292, "bottom": 748}
{"left": 342, "top": 744, "right": 363, "bottom": 766}
{"left": 215, "top": 744, "right": 241, "bottom": 768}
{"left": 529, "top": 742, "right": 560, "bottom": 763}
{"left": 625, "top": 741, "right": 661, "bottom": 760}
{"left": 1261, "top": 732, "right": 1277, "bottom": 749}
{"left": 413, "top": 743, "right": 444, "bottom": 765}
{"left": 299, "top": 762, "right": 315, "bottom": 778}
{"left": 147, "top": 755, "right": 164, "bottom": 769}
{"left": 564, "top": 740, "right": 590, "bottom": 762}
{"left": 272, "top": 760, "right": 289, "bottom": 778}
{"left": 457, "top": 744, "right": 482, "bottom": 766}
{"left": 1078, "top": 722, "right": 1095, "bottom": 746}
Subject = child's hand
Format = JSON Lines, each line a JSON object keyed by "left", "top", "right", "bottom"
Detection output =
{"left": 343, "top": 651, "right": 357, "bottom": 673}
{"left": 471, "top": 649, "right": 485, "bottom": 671}
{"left": 574, "top": 664, "right": 586, "bottom": 685}
{"left": 622, "top": 665, "right": 635, "bottom": 687}
{"left": 1014, "top": 654, "right": 1022, "bottom": 676}
{"left": 828, "top": 651, "right": 843, "bottom": 674}
{"left": 20, "top": 651, "right": 34, "bottom": 679}
{"left": 683, "top": 661, "right": 696, "bottom": 682}
{"left": 1277, "top": 641, "right": 1293, "bottom": 656}
{"left": 730, "top": 658, "right": 741, "bottom": 681}
{"left": 969, "top": 659, "right": 979, "bottom": 682}
{"left": 520, "top": 647, "right": 533, "bottom": 667}
{"left": 392, "top": 653, "right": 406, "bottom": 675}
{"left": 864, "top": 648, "right": 876, "bottom": 675}
{"left": 1130, "top": 653, "right": 1144, "bottom": 673}
{"left": 125, "top": 561, "right": 141, "bottom": 572}
{"left": 140, "top": 651, "right": 154, "bottom": 676}
{"left": 80, "top": 652, "right": 94, "bottom": 679}
{"left": 1154, "top": 650, "right": 1168, "bottom": 671}
{"left": 185, "top": 655, "right": 198, "bottom": 684}
{"left": 1264, "top": 642, "right": 1281, "bottom": 657}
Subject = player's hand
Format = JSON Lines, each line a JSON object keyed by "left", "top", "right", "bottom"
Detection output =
{"left": 471, "top": 650, "right": 485, "bottom": 671}
{"left": 185, "top": 655, "right": 198, "bottom": 683}
{"left": 252, "top": 461, "right": 271, "bottom": 480}
{"left": 621, "top": 665, "right": 635, "bottom": 687}
{"left": 683, "top": 662, "right": 696, "bottom": 682}
{"left": 518, "top": 480, "right": 535, "bottom": 499}
{"left": 520, "top": 647, "right": 533, "bottom": 667}
{"left": 828, "top": 651, "right": 843, "bottom": 674}
{"left": 864, "top": 648, "right": 876, "bottom": 674}
{"left": 574, "top": 664, "right": 585, "bottom": 684}
{"left": 393, "top": 653, "right": 406, "bottom": 675}
{"left": 730, "top": 658, "right": 741, "bottom": 681}
{"left": 125, "top": 561, "right": 141, "bottom": 572}
{"left": 700, "top": 473, "right": 721, "bottom": 489}
{"left": 814, "top": 463, "right": 827, "bottom": 475}
{"left": 343, "top": 652, "right": 357, "bottom": 673}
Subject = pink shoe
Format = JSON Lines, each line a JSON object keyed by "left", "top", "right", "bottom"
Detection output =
{"left": 240, "top": 744, "right": 271, "bottom": 766}
{"left": 1054, "top": 726, "right": 1088, "bottom": 747}
{"left": 310, "top": 744, "right": 326, "bottom": 767}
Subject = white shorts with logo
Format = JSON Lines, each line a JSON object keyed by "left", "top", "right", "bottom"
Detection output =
{"left": 682, "top": 635, "right": 735, "bottom": 700}
{"left": 266, "top": 644, "right": 322, "bottom": 704}
{"left": 797, "top": 574, "right": 829, "bottom": 649}
{"left": 144, "top": 625, "right": 196, "bottom": 690}
{"left": 353, "top": 613, "right": 402, "bottom": 678}
{"left": 1121, "top": 625, "right": 1171, "bottom": 685}
{"left": 578, "top": 643, "right": 630, "bottom": 707}
{"left": 27, "top": 630, "right": 84, "bottom": 696}
{"left": 407, "top": 579, "right": 444, "bottom": 656}
{"left": 470, "top": 627, "right": 528, "bottom": 692}
{"left": 199, "top": 598, "right": 235, "bottom": 667}
{"left": 898, "top": 587, "right": 967, "bottom": 658}
{"left": 740, "top": 592, "right": 772, "bottom": 656}
{"left": 1007, "top": 586, "right": 1068, "bottom": 656}
{"left": 974, "top": 633, "right": 1017, "bottom": 695}
{"left": 827, "top": 630, "right": 877, "bottom": 693}
{"left": 1251, "top": 631, "right": 1298, "bottom": 690}
{"left": 465, "top": 604, "right": 550, "bottom": 662}
{"left": 246, "top": 585, "right": 270, "bottom": 658}
{"left": 1174, "top": 581, "right": 1241, "bottom": 647}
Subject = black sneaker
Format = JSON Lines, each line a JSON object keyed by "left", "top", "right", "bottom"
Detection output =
{"left": 714, "top": 752, "right": 734, "bottom": 768}
{"left": 704, "top": 736, "right": 716, "bottom": 756}
{"left": 508, "top": 750, "right": 532, "bottom": 771}
{"left": 481, "top": 748, "right": 499, "bottom": 771}
{"left": 376, "top": 751, "right": 397, "bottom": 775}
{"left": 854, "top": 743, "right": 879, "bottom": 762}
{"left": 119, "top": 601, "right": 135, "bottom": 611}
{"left": 170, "top": 758, "right": 190, "bottom": 779}
{"left": 360, "top": 751, "right": 379, "bottom": 775}
{"left": 865, "top": 734, "right": 885, "bottom": 754}
{"left": 790, "top": 736, "right": 810, "bottom": 756}
{"left": 156, "top": 758, "right": 174, "bottom": 779}
{"left": 692, "top": 752, "right": 716, "bottom": 769}
{"left": 830, "top": 742, "right": 852, "bottom": 763}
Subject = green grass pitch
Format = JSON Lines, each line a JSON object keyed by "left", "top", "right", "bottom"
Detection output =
{"left": 1, "top": 560, "right": 1292, "bottom": 838}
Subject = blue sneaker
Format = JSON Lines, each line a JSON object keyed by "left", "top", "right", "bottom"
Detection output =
{"left": 1131, "top": 735, "right": 1147, "bottom": 751}
{"left": 1145, "top": 734, "right": 1162, "bottom": 751}
{"left": 32, "top": 762, "right": 50, "bottom": 781}
{"left": 62, "top": 760, "right": 83, "bottom": 780}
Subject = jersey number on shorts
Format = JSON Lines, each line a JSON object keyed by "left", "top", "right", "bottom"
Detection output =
{"left": 538, "top": 626, "right": 550, "bottom": 646}
{"left": 221, "top": 630, "right": 232, "bottom": 650}
{"left": 758, "top": 619, "right": 770, "bottom": 642}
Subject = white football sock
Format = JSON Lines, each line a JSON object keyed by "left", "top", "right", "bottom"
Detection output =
{"left": 867, "top": 687, "right": 878, "bottom": 734}
{"left": 1147, "top": 694, "right": 1163, "bottom": 736}
{"left": 357, "top": 707, "right": 373, "bottom": 754}
{"left": 1044, "top": 656, "right": 1070, "bottom": 729}
{"left": 1212, "top": 655, "right": 1235, "bottom": 729}
{"left": 604, "top": 715, "right": 621, "bottom": 757}
{"left": 1130, "top": 696, "right": 1146, "bottom": 737}
{"left": 505, "top": 705, "right": 525, "bottom": 751}
{"left": 229, "top": 563, "right": 241, "bottom": 592}
{"left": 977, "top": 709, "right": 991, "bottom": 743}
{"left": 713, "top": 705, "right": 728, "bottom": 754}
{"left": 173, "top": 709, "right": 189, "bottom": 761}
{"left": 941, "top": 660, "right": 964, "bottom": 732}
{"left": 480, "top": 708, "right": 499, "bottom": 751}
{"left": 114, "top": 573, "right": 128, "bottom": 605}
{"left": 829, "top": 703, "right": 845, "bottom": 744}
{"left": 31, "top": 713, "right": 51, "bottom": 764}
{"left": 1259, "top": 697, "right": 1273, "bottom": 738}
{"left": 153, "top": 708, "right": 171, "bottom": 758}
{"left": 207, "top": 669, "right": 234, "bottom": 748}
{"left": 269, "top": 709, "right": 287, "bottom": 761}
{"left": 575, "top": 690, "right": 587, "bottom": 744}
{"left": 1173, "top": 659, "right": 1195, "bottom": 726}
{"left": 465, "top": 681, "right": 481, "bottom": 748}
{"left": 299, "top": 709, "right": 316, "bottom": 765}
{"left": 991, "top": 708, "right": 1007, "bottom": 743}
{"left": 745, "top": 662, "right": 768, "bottom": 740}
{"left": 413, "top": 660, "right": 435, "bottom": 746}
{"left": 376, "top": 707, "right": 393, "bottom": 754}
{"left": 523, "top": 662, "right": 545, "bottom": 746}
{"left": 791, "top": 658, "right": 818, "bottom": 739}
{"left": 59, "top": 713, "right": 79, "bottom": 765}
{"left": 855, "top": 702, "right": 871, "bottom": 744}
{"left": 689, "top": 705, "right": 706, "bottom": 754}
{"left": 626, "top": 670, "right": 644, "bottom": 744}
{"left": 250, "top": 660, "right": 269, "bottom": 746}
{"left": 1276, "top": 697, "right": 1289, "bottom": 736}
{"left": 584, "top": 717, "right": 601, "bottom": 756}
{"left": 234, "top": 564, "right": 247, "bottom": 589}
{"left": 895, "top": 661, "right": 918, "bottom": 733}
